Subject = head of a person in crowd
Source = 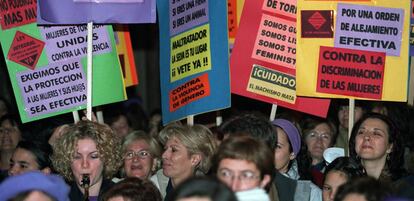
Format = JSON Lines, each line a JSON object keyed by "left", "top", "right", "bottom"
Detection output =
{"left": 212, "top": 135, "right": 274, "bottom": 192}
{"left": 334, "top": 176, "right": 391, "bottom": 201}
{"left": 8, "top": 140, "right": 53, "bottom": 176}
{"left": 370, "top": 101, "right": 388, "bottom": 116}
{"left": 301, "top": 116, "right": 337, "bottom": 165}
{"left": 102, "top": 177, "right": 162, "bottom": 201}
{"left": 48, "top": 124, "right": 70, "bottom": 146}
{"left": 52, "top": 120, "right": 122, "bottom": 196}
{"left": 0, "top": 171, "right": 70, "bottom": 201}
{"left": 322, "top": 157, "right": 367, "bottom": 201}
{"left": 218, "top": 112, "right": 277, "bottom": 150}
{"left": 108, "top": 113, "right": 132, "bottom": 138}
{"left": 336, "top": 100, "right": 366, "bottom": 130}
{"left": 271, "top": 118, "right": 301, "bottom": 174}
{"left": 159, "top": 124, "right": 217, "bottom": 187}
{"left": 169, "top": 176, "right": 238, "bottom": 201}
{"left": 349, "top": 113, "right": 404, "bottom": 181}
{"left": 121, "top": 130, "right": 162, "bottom": 180}
{"left": 0, "top": 114, "right": 23, "bottom": 152}
{"left": 0, "top": 97, "right": 9, "bottom": 119}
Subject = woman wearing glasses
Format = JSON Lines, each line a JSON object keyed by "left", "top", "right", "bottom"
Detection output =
{"left": 299, "top": 116, "right": 337, "bottom": 187}
{"left": 121, "top": 130, "right": 162, "bottom": 180}
{"left": 212, "top": 135, "right": 274, "bottom": 201}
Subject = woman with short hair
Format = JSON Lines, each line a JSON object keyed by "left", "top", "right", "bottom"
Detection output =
{"left": 212, "top": 135, "right": 274, "bottom": 201}
{"left": 8, "top": 140, "right": 53, "bottom": 176}
{"left": 121, "top": 130, "right": 162, "bottom": 180}
{"left": 159, "top": 124, "right": 217, "bottom": 199}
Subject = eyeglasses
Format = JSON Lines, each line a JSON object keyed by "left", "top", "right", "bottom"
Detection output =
{"left": 306, "top": 131, "right": 332, "bottom": 142}
{"left": 217, "top": 169, "right": 260, "bottom": 182}
{"left": 124, "top": 150, "right": 151, "bottom": 160}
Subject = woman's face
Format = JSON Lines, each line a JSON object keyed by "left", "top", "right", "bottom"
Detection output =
{"left": 123, "top": 139, "right": 155, "bottom": 179}
{"left": 217, "top": 158, "right": 269, "bottom": 192}
{"left": 162, "top": 136, "right": 198, "bottom": 182}
{"left": 275, "top": 127, "right": 295, "bottom": 173}
{"left": 8, "top": 148, "right": 40, "bottom": 176}
{"left": 355, "top": 118, "right": 392, "bottom": 162}
{"left": 338, "top": 106, "right": 364, "bottom": 129}
{"left": 71, "top": 138, "right": 104, "bottom": 189}
{"left": 111, "top": 115, "right": 130, "bottom": 138}
{"left": 322, "top": 171, "right": 348, "bottom": 201}
{"left": 305, "top": 123, "right": 333, "bottom": 163}
{"left": 0, "top": 120, "right": 21, "bottom": 151}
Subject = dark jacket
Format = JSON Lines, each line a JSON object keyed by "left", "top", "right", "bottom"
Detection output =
{"left": 69, "top": 179, "right": 114, "bottom": 201}
{"left": 274, "top": 171, "right": 296, "bottom": 201}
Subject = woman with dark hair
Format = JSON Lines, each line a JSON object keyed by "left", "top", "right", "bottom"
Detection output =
{"left": 169, "top": 176, "right": 237, "bottom": 201}
{"left": 322, "top": 157, "right": 366, "bottom": 201}
{"left": 8, "top": 140, "right": 53, "bottom": 176}
{"left": 272, "top": 118, "right": 322, "bottom": 201}
{"left": 102, "top": 177, "right": 162, "bottom": 201}
{"left": 299, "top": 116, "right": 337, "bottom": 187}
{"left": 349, "top": 113, "right": 404, "bottom": 181}
{"left": 334, "top": 177, "right": 391, "bottom": 201}
{"left": 0, "top": 115, "right": 23, "bottom": 171}
{"left": 349, "top": 113, "right": 414, "bottom": 199}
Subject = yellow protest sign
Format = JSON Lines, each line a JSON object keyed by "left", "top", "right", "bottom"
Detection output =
{"left": 296, "top": 0, "right": 410, "bottom": 101}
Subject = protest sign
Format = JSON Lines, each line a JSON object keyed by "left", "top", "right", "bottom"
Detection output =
{"left": 158, "top": 0, "right": 230, "bottom": 125}
{"left": 230, "top": 0, "right": 331, "bottom": 118}
{"left": 114, "top": 25, "right": 138, "bottom": 87}
{"left": 296, "top": 1, "right": 410, "bottom": 101}
{"left": 334, "top": 4, "right": 404, "bottom": 56}
{"left": 0, "top": 0, "right": 37, "bottom": 30}
{"left": 0, "top": 1, "right": 126, "bottom": 123}
{"left": 317, "top": 46, "right": 385, "bottom": 99}
{"left": 37, "top": 0, "right": 156, "bottom": 24}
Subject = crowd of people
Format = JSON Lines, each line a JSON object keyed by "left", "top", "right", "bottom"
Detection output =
{"left": 0, "top": 97, "right": 414, "bottom": 201}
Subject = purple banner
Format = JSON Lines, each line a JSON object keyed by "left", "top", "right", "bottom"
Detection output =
{"left": 40, "top": 25, "right": 112, "bottom": 63}
{"left": 169, "top": 0, "right": 209, "bottom": 36}
{"left": 17, "top": 59, "right": 87, "bottom": 118}
{"left": 37, "top": 0, "right": 156, "bottom": 24}
{"left": 334, "top": 3, "right": 404, "bottom": 56}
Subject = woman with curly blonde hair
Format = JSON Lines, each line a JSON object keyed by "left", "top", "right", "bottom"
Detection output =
{"left": 52, "top": 120, "right": 122, "bottom": 201}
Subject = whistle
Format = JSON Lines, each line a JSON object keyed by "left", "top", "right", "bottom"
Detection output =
{"left": 81, "top": 174, "right": 90, "bottom": 188}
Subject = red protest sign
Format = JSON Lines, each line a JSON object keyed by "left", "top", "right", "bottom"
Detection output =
{"left": 169, "top": 73, "right": 211, "bottom": 112}
{"left": 230, "top": 0, "right": 331, "bottom": 118}
{"left": 317, "top": 46, "right": 385, "bottom": 99}
{"left": 7, "top": 31, "right": 44, "bottom": 70}
{"left": 0, "top": 0, "right": 37, "bottom": 30}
